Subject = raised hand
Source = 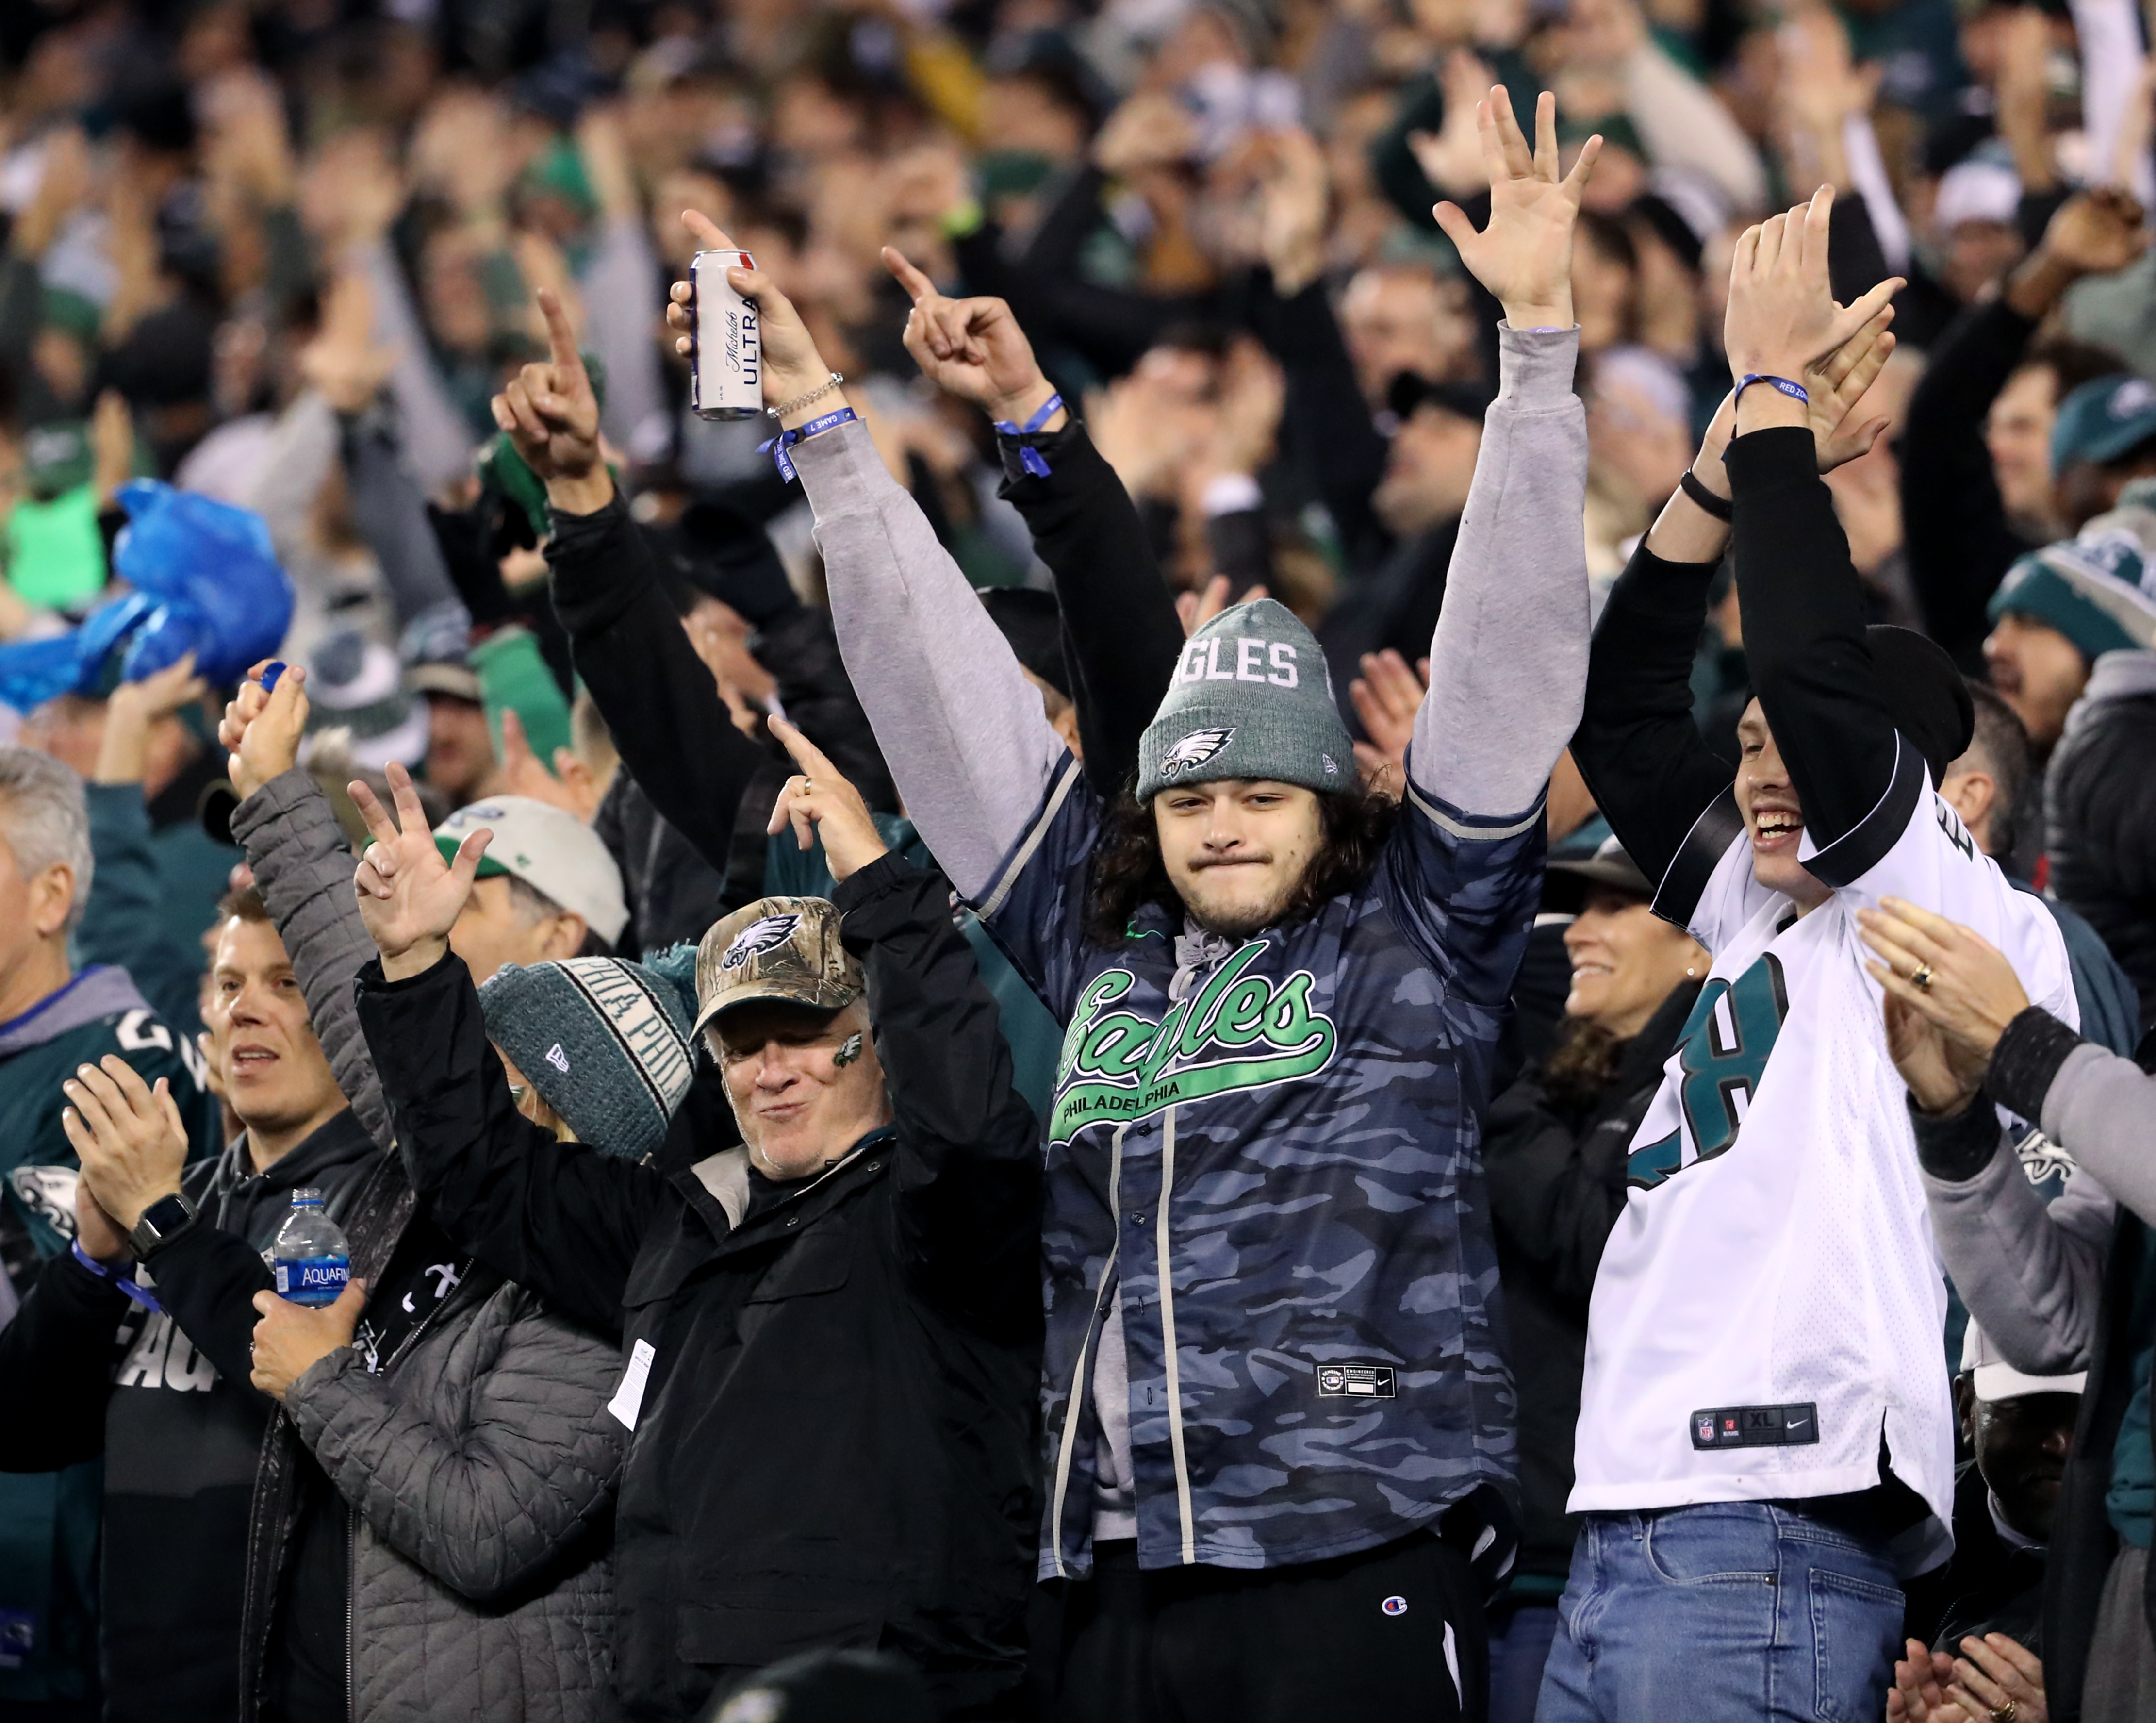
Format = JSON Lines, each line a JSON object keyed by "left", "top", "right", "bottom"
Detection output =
{"left": 300, "top": 269, "right": 395, "bottom": 414}
{"left": 1176, "top": 575, "right": 1269, "bottom": 637}
{"left": 1724, "top": 186, "right": 1902, "bottom": 392}
{"left": 220, "top": 660, "right": 311, "bottom": 801}
{"left": 765, "top": 716, "right": 888, "bottom": 883}
{"left": 1432, "top": 87, "right": 1600, "bottom": 330}
{"left": 61, "top": 1056, "right": 189, "bottom": 1232}
{"left": 665, "top": 211, "right": 837, "bottom": 421}
{"left": 881, "top": 246, "right": 1059, "bottom": 427}
{"left": 347, "top": 761, "right": 493, "bottom": 979}
{"left": 1350, "top": 649, "right": 1428, "bottom": 794}
{"left": 497, "top": 706, "right": 604, "bottom": 822}
{"left": 490, "top": 288, "right": 607, "bottom": 512}
{"left": 96, "top": 654, "right": 207, "bottom": 787}
{"left": 1256, "top": 129, "right": 1330, "bottom": 298}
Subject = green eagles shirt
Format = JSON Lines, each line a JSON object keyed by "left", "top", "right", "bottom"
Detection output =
{"left": 0, "top": 962, "right": 219, "bottom": 1705}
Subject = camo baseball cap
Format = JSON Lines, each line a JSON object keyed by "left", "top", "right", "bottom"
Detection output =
{"left": 692, "top": 895, "right": 863, "bottom": 1036}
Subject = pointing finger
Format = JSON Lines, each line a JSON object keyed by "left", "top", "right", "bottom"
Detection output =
{"left": 346, "top": 779, "right": 400, "bottom": 850}
{"left": 536, "top": 288, "right": 584, "bottom": 380}
{"left": 767, "top": 713, "right": 839, "bottom": 781}
{"left": 881, "top": 245, "right": 938, "bottom": 302}
{"left": 682, "top": 209, "right": 735, "bottom": 251}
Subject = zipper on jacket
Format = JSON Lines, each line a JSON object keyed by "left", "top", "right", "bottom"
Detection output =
{"left": 1048, "top": 1124, "right": 1124, "bottom": 1579}
{"left": 1157, "top": 1104, "right": 1196, "bottom": 1564}
{"left": 345, "top": 1501, "right": 358, "bottom": 1723}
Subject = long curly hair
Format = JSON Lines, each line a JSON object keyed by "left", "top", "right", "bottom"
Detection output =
{"left": 1084, "top": 781, "right": 1402, "bottom": 946}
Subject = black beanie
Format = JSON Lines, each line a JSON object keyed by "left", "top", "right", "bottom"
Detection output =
{"left": 1865, "top": 625, "right": 1975, "bottom": 785}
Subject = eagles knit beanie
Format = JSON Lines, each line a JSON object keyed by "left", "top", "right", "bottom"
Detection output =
{"left": 1987, "top": 527, "right": 2156, "bottom": 668}
{"left": 1136, "top": 598, "right": 1355, "bottom": 802}
{"left": 478, "top": 952, "right": 699, "bottom": 1160}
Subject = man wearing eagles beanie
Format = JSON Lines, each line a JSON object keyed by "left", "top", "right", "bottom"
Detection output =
{"left": 342, "top": 717, "right": 1044, "bottom": 1720}
{"left": 770, "top": 87, "right": 1603, "bottom": 1723}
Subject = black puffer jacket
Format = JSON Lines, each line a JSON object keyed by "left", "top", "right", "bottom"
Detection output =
{"left": 2046, "top": 651, "right": 2156, "bottom": 1030}
{"left": 356, "top": 855, "right": 1043, "bottom": 1720}
{"left": 1481, "top": 980, "right": 1700, "bottom": 1586}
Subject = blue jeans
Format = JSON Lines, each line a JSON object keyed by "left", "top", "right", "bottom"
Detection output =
{"left": 1534, "top": 1504, "right": 1904, "bottom": 1723}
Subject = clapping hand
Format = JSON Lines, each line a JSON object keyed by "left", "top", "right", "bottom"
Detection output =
{"left": 1724, "top": 187, "right": 1902, "bottom": 404}
{"left": 61, "top": 1056, "right": 189, "bottom": 1233}
{"left": 1432, "top": 86, "right": 1599, "bottom": 331}
{"left": 1350, "top": 650, "right": 1429, "bottom": 795}
{"left": 347, "top": 762, "right": 493, "bottom": 980}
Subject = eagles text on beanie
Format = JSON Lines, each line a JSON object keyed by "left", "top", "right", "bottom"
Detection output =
{"left": 1137, "top": 598, "right": 1357, "bottom": 802}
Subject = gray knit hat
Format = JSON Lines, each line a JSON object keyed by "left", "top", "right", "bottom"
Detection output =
{"left": 1136, "top": 598, "right": 1355, "bottom": 802}
{"left": 479, "top": 949, "right": 699, "bottom": 1160}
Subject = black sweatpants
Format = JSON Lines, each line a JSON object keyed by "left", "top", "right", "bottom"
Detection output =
{"left": 1031, "top": 1531, "right": 1487, "bottom": 1723}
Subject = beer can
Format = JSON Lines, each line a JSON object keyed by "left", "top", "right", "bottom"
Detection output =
{"left": 690, "top": 249, "right": 762, "bottom": 421}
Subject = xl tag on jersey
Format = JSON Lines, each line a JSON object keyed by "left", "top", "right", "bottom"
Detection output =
{"left": 1691, "top": 1402, "right": 1819, "bottom": 1449}
{"left": 1317, "top": 1363, "right": 1396, "bottom": 1399}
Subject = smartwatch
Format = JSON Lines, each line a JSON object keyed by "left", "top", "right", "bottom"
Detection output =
{"left": 128, "top": 1191, "right": 197, "bottom": 1259}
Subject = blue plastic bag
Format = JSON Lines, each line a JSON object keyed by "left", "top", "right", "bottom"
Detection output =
{"left": 0, "top": 481, "right": 294, "bottom": 711}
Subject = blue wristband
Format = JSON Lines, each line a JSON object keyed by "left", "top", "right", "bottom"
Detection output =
{"left": 70, "top": 1240, "right": 164, "bottom": 1313}
{"left": 758, "top": 406, "right": 858, "bottom": 483}
{"left": 1735, "top": 374, "right": 1809, "bottom": 407}
{"left": 992, "top": 392, "right": 1065, "bottom": 478}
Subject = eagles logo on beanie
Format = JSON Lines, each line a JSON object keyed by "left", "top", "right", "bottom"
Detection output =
{"left": 1137, "top": 599, "right": 1357, "bottom": 802}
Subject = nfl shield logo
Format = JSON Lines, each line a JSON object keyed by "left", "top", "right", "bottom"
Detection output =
{"left": 1696, "top": 1416, "right": 1715, "bottom": 1443}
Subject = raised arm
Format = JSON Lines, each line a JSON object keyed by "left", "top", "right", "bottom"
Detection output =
{"left": 346, "top": 764, "right": 665, "bottom": 1328}
{"left": 1721, "top": 189, "right": 1909, "bottom": 865}
{"left": 1411, "top": 87, "right": 1597, "bottom": 820}
{"left": 880, "top": 247, "right": 1185, "bottom": 800}
{"left": 770, "top": 726, "right": 1041, "bottom": 1339}
{"left": 221, "top": 666, "right": 392, "bottom": 1149}
{"left": 648, "top": 223, "right": 1065, "bottom": 901}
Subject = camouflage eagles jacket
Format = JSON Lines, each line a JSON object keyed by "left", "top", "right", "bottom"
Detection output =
{"left": 981, "top": 756, "right": 1543, "bottom": 1579}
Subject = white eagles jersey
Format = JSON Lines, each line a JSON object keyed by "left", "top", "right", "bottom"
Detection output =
{"left": 1569, "top": 764, "right": 2075, "bottom": 1575}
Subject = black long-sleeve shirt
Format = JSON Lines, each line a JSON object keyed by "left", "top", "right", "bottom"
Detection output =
{"left": 1576, "top": 426, "right": 1913, "bottom": 921}
{"left": 991, "top": 418, "right": 1188, "bottom": 797}
{"left": 1899, "top": 297, "right": 2045, "bottom": 672}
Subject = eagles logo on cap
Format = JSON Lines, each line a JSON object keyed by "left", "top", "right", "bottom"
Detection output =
{"left": 1160, "top": 726, "right": 1235, "bottom": 779}
{"left": 692, "top": 896, "right": 864, "bottom": 1036}
{"left": 720, "top": 913, "right": 800, "bottom": 970}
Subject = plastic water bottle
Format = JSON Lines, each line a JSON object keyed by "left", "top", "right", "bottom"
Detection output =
{"left": 271, "top": 1189, "right": 350, "bottom": 1306}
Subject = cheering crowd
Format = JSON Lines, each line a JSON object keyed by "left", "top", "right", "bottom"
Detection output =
{"left": 5, "top": 0, "right": 2156, "bottom": 1720}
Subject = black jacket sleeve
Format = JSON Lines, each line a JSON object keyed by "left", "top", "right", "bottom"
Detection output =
{"left": 1729, "top": 424, "right": 1922, "bottom": 882}
{"left": 140, "top": 1221, "right": 277, "bottom": 1405}
{"left": 1899, "top": 297, "right": 2042, "bottom": 671}
{"left": 548, "top": 493, "right": 772, "bottom": 876}
{"left": 834, "top": 854, "right": 1042, "bottom": 1341}
{"left": 1570, "top": 539, "right": 1739, "bottom": 921}
{"left": 354, "top": 950, "right": 667, "bottom": 1331}
{"left": 1482, "top": 1081, "right": 1628, "bottom": 1306}
{"left": 993, "top": 420, "right": 1186, "bottom": 798}
{"left": 0, "top": 1252, "right": 126, "bottom": 1470}
{"left": 1245, "top": 272, "right": 1395, "bottom": 574}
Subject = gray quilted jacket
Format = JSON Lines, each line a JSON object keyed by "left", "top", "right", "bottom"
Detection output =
{"left": 283, "top": 1271, "right": 623, "bottom": 1723}
{"left": 232, "top": 768, "right": 624, "bottom": 1720}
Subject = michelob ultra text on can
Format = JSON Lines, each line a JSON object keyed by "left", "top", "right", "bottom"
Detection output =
{"left": 690, "top": 248, "right": 762, "bottom": 421}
